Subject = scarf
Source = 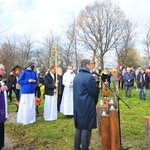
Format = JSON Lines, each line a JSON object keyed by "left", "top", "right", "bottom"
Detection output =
{"left": 140, "top": 73, "right": 145, "bottom": 87}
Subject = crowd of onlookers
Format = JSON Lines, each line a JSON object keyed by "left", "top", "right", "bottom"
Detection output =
{"left": 92, "top": 65, "right": 150, "bottom": 101}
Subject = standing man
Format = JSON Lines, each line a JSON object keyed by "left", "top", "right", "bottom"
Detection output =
{"left": 7, "top": 71, "right": 18, "bottom": 102}
{"left": 17, "top": 62, "right": 37, "bottom": 125}
{"left": 43, "top": 65, "right": 58, "bottom": 121}
{"left": 0, "top": 64, "right": 8, "bottom": 149}
{"left": 137, "top": 68, "right": 148, "bottom": 100}
{"left": 73, "top": 59, "right": 99, "bottom": 150}
{"left": 60, "top": 65, "right": 76, "bottom": 118}
{"left": 36, "top": 68, "right": 43, "bottom": 98}
{"left": 123, "top": 67, "right": 134, "bottom": 98}
{"left": 57, "top": 67, "right": 64, "bottom": 112}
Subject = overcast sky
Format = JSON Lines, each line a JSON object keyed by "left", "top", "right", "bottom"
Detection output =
{"left": 0, "top": 0, "right": 150, "bottom": 39}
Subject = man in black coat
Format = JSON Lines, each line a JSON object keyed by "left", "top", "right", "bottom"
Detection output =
{"left": 36, "top": 68, "right": 44, "bottom": 98}
{"left": 43, "top": 65, "right": 58, "bottom": 121}
{"left": 137, "top": 68, "right": 149, "bottom": 100}
{"left": 73, "top": 59, "right": 99, "bottom": 150}
{"left": 7, "top": 71, "right": 17, "bottom": 102}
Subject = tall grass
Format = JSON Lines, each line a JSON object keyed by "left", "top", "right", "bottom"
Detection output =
{"left": 5, "top": 86, "right": 150, "bottom": 150}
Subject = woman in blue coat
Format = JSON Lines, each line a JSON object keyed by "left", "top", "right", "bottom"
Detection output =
{"left": 73, "top": 59, "right": 99, "bottom": 150}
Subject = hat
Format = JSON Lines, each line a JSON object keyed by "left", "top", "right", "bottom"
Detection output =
{"left": 27, "top": 62, "right": 34, "bottom": 67}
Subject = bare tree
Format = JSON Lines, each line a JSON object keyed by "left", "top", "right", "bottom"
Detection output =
{"left": 17, "top": 32, "right": 35, "bottom": 67}
{"left": 142, "top": 23, "right": 150, "bottom": 66}
{"left": 76, "top": 0, "right": 131, "bottom": 69}
{"left": 42, "top": 29, "right": 59, "bottom": 70}
{"left": 0, "top": 36, "right": 19, "bottom": 76}
{"left": 114, "top": 20, "right": 136, "bottom": 66}
{"left": 60, "top": 16, "right": 79, "bottom": 69}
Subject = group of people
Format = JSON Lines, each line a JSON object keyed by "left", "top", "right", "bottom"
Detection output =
{"left": 0, "top": 59, "right": 100, "bottom": 150}
{"left": 2, "top": 61, "right": 149, "bottom": 150}
{"left": 97, "top": 65, "right": 150, "bottom": 101}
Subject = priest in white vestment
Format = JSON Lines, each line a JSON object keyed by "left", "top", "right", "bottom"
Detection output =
{"left": 60, "top": 65, "right": 76, "bottom": 118}
{"left": 17, "top": 62, "right": 37, "bottom": 125}
{"left": 43, "top": 65, "right": 58, "bottom": 121}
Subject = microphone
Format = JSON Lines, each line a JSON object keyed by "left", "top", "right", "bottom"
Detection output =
{"left": 91, "top": 71, "right": 102, "bottom": 77}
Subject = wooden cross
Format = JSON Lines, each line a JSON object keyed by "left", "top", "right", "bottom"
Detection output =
{"left": 51, "top": 44, "right": 61, "bottom": 99}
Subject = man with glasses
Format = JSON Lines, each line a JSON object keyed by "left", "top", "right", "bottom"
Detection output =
{"left": 0, "top": 64, "right": 8, "bottom": 149}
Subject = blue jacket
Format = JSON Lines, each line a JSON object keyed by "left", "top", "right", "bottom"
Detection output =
{"left": 123, "top": 72, "right": 134, "bottom": 86}
{"left": 18, "top": 69, "right": 37, "bottom": 94}
{"left": 73, "top": 68, "right": 99, "bottom": 130}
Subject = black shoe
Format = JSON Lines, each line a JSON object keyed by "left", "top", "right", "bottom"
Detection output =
{"left": 68, "top": 115, "right": 74, "bottom": 118}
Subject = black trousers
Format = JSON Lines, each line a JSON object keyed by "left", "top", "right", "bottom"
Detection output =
{"left": 57, "top": 94, "right": 62, "bottom": 111}
{"left": 8, "top": 88, "right": 17, "bottom": 102}
{"left": 74, "top": 129, "right": 91, "bottom": 150}
{"left": 36, "top": 87, "right": 41, "bottom": 98}
{"left": 0, "top": 123, "right": 4, "bottom": 149}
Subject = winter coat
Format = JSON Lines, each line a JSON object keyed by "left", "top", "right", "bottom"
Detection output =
{"left": 73, "top": 68, "right": 99, "bottom": 130}
{"left": 43, "top": 72, "right": 56, "bottom": 96}
{"left": 123, "top": 72, "right": 134, "bottom": 86}
{"left": 137, "top": 72, "right": 149, "bottom": 88}
{"left": 7, "top": 75, "right": 17, "bottom": 89}
{"left": 18, "top": 69, "right": 37, "bottom": 94}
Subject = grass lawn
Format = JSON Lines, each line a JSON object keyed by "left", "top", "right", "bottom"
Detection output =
{"left": 5, "top": 86, "right": 150, "bottom": 150}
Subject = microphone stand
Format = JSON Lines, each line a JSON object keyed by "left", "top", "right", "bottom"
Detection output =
{"left": 93, "top": 71, "right": 133, "bottom": 150}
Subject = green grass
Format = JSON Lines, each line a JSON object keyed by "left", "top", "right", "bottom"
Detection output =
{"left": 5, "top": 87, "right": 150, "bottom": 150}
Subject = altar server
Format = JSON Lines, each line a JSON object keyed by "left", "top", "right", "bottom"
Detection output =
{"left": 43, "top": 65, "right": 58, "bottom": 121}
{"left": 17, "top": 62, "right": 37, "bottom": 125}
{"left": 60, "top": 65, "right": 76, "bottom": 118}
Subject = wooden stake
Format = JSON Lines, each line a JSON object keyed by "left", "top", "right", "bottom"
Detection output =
{"left": 109, "top": 109, "right": 120, "bottom": 150}
{"left": 101, "top": 114, "right": 111, "bottom": 150}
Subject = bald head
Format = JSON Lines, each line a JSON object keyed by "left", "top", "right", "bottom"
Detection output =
{"left": 0, "top": 64, "right": 5, "bottom": 76}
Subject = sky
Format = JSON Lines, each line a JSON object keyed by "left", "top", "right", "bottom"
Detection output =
{"left": 0, "top": 0, "right": 149, "bottom": 68}
{"left": 0, "top": 0, "right": 150, "bottom": 40}
{"left": 0, "top": 0, "right": 96, "bottom": 38}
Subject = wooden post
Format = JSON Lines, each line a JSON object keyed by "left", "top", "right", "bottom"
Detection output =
{"left": 109, "top": 109, "right": 120, "bottom": 150}
{"left": 51, "top": 44, "right": 61, "bottom": 99}
{"left": 101, "top": 114, "right": 111, "bottom": 150}
{"left": 97, "top": 106, "right": 107, "bottom": 136}
{"left": 145, "top": 116, "right": 150, "bottom": 149}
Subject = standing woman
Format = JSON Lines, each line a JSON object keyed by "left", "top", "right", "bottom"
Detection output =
{"left": 43, "top": 65, "right": 58, "bottom": 121}
{"left": 17, "top": 62, "right": 37, "bottom": 125}
{"left": 0, "top": 64, "right": 8, "bottom": 149}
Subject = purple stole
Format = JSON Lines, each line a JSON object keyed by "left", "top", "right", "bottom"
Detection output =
{"left": 0, "top": 83, "right": 6, "bottom": 123}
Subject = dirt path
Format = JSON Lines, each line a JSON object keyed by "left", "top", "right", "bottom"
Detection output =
{"left": 3, "top": 113, "right": 21, "bottom": 150}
